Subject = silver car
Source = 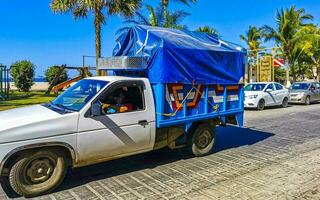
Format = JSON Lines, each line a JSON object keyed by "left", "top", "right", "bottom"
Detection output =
{"left": 289, "top": 82, "right": 320, "bottom": 105}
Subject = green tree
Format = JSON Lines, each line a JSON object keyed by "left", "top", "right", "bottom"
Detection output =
{"left": 118, "top": 4, "right": 189, "bottom": 34}
{"left": 50, "top": 0, "right": 141, "bottom": 75}
{"left": 240, "top": 26, "right": 264, "bottom": 82}
{"left": 160, "top": 0, "right": 196, "bottom": 27}
{"left": 11, "top": 60, "right": 35, "bottom": 92}
{"left": 262, "top": 6, "right": 314, "bottom": 82}
{"left": 45, "top": 66, "right": 68, "bottom": 84}
{"left": 274, "top": 67, "right": 286, "bottom": 83}
{"left": 297, "top": 25, "right": 320, "bottom": 81}
{"left": 196, "top": 26, "right": 219, "bottom": 37}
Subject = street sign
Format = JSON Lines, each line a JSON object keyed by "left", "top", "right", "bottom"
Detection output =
{"left": 274, "top": 58, "right": 284, "bottom": 67}
{"left": 259, "top": 56, "right": 273, "bottom": 82}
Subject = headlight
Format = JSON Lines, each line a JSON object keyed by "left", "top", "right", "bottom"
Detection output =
{"left": 247, "top": 94, "right": 258, "bottom": 99}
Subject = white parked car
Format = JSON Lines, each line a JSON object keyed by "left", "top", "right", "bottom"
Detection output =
{"left": 244, "top": 82, "right": 289, "bottom": 110}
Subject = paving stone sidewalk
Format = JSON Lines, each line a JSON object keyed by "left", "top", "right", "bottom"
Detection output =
{"left": 1, "top": 104, "right": 320, "bottom": 199}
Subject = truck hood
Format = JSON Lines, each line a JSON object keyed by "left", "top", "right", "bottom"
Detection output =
{"left": 0, "top": 105, "right": 60, "bottom": 132}
{"left": 0, "top": 105, "right": 79, "bottom": 144}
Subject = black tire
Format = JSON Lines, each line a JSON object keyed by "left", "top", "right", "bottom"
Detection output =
{"left": 0, "top": 177, "right": 20, "bottom": 198}
{"left": 257, "top": 99, "right": 265, "bottom": 111}
{"left": 282, "top": 97, "right": 288, "bottom": 108}
{"left": 305, "top": 96, "right": 311, "bottom": 105}
{"left": 188, "top": 124, "right": 216, "bottom": 157}
{"left": 8, "top": 150, "right": 67, "bottom": 197}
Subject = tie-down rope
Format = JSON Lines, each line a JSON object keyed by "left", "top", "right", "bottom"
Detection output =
{"left": 157, "top": 85, "right": 220, "bottom": 117}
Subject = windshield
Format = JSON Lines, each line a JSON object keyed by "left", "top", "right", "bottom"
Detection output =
{"left": 245, "top": 84, "right": 267, "bottom": 91}
{"left": 52, "top": 79, "right": 108, "bottom": 111}
{"left": 291, "top": 83, "right": 310, "bottom": 90}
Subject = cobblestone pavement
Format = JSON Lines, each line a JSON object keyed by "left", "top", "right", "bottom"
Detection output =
{"left": 1, "top": 104, "right": 320, "bottom": 199}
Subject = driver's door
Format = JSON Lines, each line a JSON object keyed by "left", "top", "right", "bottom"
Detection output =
{"left": 264, "top": 83, "right": 276, "bottom": 106}
{"left": 315, "top": 83, "right": 320, "bottom": 100}
{"left": 77, "top": 81, "right": 154, "bottom": 164}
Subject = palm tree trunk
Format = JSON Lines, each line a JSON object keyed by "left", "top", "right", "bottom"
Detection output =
{"left": 285, "top": 58, "right": 290, "bottom": 87}
{"left": 162, "top": 0, "right": 169, "bottom": 27}
{"left": 94, "top": 11, "right": 101, "bottom": 76}
{"left": 291, "top": 66, "right": 297, "bottom": 82}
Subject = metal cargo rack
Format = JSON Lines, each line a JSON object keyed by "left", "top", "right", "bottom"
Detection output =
{"left": 98, "top": 56, "right": 148, "bottom": 71}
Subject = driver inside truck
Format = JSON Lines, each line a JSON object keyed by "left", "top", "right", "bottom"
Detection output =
{"left": 102, "top": 87, "right": 134, "bottom": 114}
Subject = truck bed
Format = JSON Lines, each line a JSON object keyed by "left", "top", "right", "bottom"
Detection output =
{"left": 152, "top": 83, "right": 244, "bottom": 128}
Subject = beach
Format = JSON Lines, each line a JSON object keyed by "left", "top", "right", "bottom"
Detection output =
{"left": 9, "top": 82, "right": 49, "bottom": 91}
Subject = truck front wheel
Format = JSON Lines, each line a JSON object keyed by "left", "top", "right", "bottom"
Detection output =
{"left": 188, "top": 124, "right": 216, "bottom": 157}
{"left": 8, "top": 150, "right": 67, "bottom": 197}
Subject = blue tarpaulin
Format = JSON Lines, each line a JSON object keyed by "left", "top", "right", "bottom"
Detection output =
{"left": 113, "top": 25, "right": 247, "bottom": 85}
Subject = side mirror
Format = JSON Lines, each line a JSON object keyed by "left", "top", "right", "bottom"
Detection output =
{"left": 265, "top": 88, "right": 273, "bottom": 92}
{"left": 91, "top": 102, "right": 102, "bottom": 116}
{"left": 310, "top": 86, "right": 316, "bottom": 91}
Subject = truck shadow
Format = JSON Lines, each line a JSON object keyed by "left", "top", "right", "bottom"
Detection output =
{"left": 214, "top": 126, "right": 274, "bottom": 152}
{"left": 54, "top": 126, "right": 274, "bottom": 193}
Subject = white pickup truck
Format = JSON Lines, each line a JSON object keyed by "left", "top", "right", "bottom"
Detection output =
{"left": 0, "top": 25, "right": 247, "bottom": 197}
{"left": 0, "top": 76, "right": 226, "bottom": 197}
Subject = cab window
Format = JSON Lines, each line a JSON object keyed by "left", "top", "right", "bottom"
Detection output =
{"left": 316, "top": 83, "right": 320, "bottom": 89}
{"left": 275, "top": 83, "right": 283, "bottom": 90}
{"left": 98, "top": 84, "right": 145, "bottom": 114}
{"left": 266, "top": 84, "right": 274, "bottom": 91}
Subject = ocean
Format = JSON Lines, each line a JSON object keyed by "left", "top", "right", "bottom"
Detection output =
{"left": 8, "top": 77, "right": 47, "bottom": 83}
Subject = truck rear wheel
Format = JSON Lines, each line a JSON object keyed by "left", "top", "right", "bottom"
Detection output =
{"left": 188, "top": 124, "right": 216, "bottom": 157}
{"left": 8, "top": 150, "right": 67, "bottom": 197}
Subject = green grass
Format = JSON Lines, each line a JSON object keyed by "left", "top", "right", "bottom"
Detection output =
{"left": 0, "top": 91, "right": 59, "bottom": 111}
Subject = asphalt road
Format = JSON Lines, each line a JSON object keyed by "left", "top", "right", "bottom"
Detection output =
{"left": 1, "top": 103, "right": 320, "bottom": 199}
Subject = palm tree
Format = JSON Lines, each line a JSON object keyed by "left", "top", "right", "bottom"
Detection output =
{"left": 240, "top": 26, "right": 263, "bottom": 52}
{"left": 50, "top": 0, "right": 141, "bottom": 75}
{"left": 240, "top": 26, "right": 263, "bottom": 82}
{"left": 196, "top": 26, "right": 219, "bottom": 37}
{"left": 117, "top": 4, "right": 189, "bottom": 34}
{"left": 261, "top": 6, "right": 314, "bottom": 83}
{"left": 160, "top": 0, "right": 196, "bottom": 27}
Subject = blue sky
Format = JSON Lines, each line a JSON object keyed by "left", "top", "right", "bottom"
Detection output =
{"left": 0, "top": 0, "right": 319, "bottom": 77}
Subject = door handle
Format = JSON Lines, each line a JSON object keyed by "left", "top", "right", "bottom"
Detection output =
{"left": 138, "top": 120, "right": 149, "bottom": 126}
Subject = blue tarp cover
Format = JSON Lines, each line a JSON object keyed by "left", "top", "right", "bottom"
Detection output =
{"left": 113, "top": 25, "right": 246, "bottom": 85}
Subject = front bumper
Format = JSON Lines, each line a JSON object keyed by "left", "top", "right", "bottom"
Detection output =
{"left": 244, "top": 98, "right": 258, "bottom": 108}
{"left": 289, "top": 95, "right": 306, "bottom": 103}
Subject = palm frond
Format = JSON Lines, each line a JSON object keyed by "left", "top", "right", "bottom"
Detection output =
{"left": 172, "top": 0, "right": 197, "bottom": 7}
{"left": 197, "top": 26, "right": 219, "bottom": 36}
{"left": 50, "top": 0, "right": 76, "bottom": 13}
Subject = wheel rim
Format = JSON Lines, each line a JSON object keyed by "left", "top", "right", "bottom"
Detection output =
{"left": 306, "top": 97, "right": 310, "bottom": 104}
{"left": 283, "top": 99, "right": 288, "bottom": 107}
{"left": 24, "top": 157, "right": 56, "bottom": 184}
{"left": 259, "top": 100, "right": 264, "bottom": 109}
{"left": 195, "top": 130, "right": 212, "bottom": 149}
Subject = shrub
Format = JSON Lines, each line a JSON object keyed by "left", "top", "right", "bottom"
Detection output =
{"left": 11, "top": 60, "right": 35, "bottom": 92}
{"left": 45, "top": 66, "right": 68, "bottom": 85}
